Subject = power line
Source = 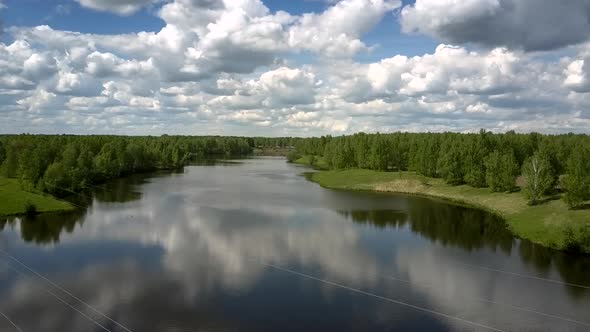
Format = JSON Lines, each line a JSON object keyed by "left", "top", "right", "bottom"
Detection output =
{"left": 260, "top": 260, "right": 590, "bottom": 328}
{"left": 455, "top": 261, "right": 590, "bottom": 290}
{"left": 373, "top": 270, "right": 590, "bottom": 327}
{"left": 3, "top": 261, "right": 111, "bottom": 332}
{"left": 260, "top": 261, "right": 506, "bottom": 332}
{"left": 8, "top": 169, "right": 589, "bottom": 330}
{"left": 0, "top": 310, "right": 23, "bottom": 332}
{"left": 0, "top": 250, "right": 133, "bottom": 332}
{"left": 33, "top": 177, "right": 590, "bottom": 293}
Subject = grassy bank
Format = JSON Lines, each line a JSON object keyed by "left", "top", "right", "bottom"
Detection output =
{"left": 307, "top": 168, "right": 590, "bottom": 252}
{"left": 293, "top": 155, "right": 329, "bottom": 170}
{"left": 0, "top": 176, "right": 74, "bottom": 216}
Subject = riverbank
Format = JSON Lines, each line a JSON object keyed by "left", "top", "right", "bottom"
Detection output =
{"left": 306, "top": 168, "right": 590, "bottom": 253}
{"left": 0, "top": 176, "right": 74, "bottom": 216}
{"left": 294, "top": 155, "right": 329, "bottom": 170}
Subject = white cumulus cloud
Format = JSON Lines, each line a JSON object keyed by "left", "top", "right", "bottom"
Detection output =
{"left": 0, "top": 0, "right": 589, "bottom": 135}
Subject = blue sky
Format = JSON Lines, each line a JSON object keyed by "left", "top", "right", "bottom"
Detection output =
{"left": 0, "top": 0, "right": 589, "bottom": 135}
{"left": 2, "top": 0, "right": 164, "bottom": 34}
{"left": 2, "top": 0, "right": 436, "bottom": 60}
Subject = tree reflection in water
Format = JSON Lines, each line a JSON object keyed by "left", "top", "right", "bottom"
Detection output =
{"left": 339, "top": 200, "right": 514, "bottom": 253}
{"left": 339, "top": 199, "right": 590, "bottom": 294}
{"left": 2, "top": 208, "right": 87, "bottom": 245}
{"left": 0, "top": 158, "right": 589, "bottom": 331}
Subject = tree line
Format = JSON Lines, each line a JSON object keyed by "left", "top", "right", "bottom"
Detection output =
{"left": 0, "top": 135, "right": 259, "bottom": 197}
{"left": 291, "top": 131, "right": 590, "bottom": 208}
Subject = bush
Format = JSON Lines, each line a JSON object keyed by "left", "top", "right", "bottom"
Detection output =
{"left": 24, "top": 200, "right": 38, "bottom": 217}
{"left": 562, "top": 175, "right": 589, "bottom": 209}
{"left": 563, "top": 225, "right": 590, "bottom": 253}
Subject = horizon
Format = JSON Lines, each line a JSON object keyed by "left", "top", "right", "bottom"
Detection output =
{"left": 1, "top": 0, "right": 590, "bottom": 136}
{"left": 2, "top": 130, "right": 590, "bottom": 138}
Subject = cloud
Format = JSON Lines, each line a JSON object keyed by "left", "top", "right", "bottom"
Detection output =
{"left": 1, "top": 0, "right": 590, "bottom": 135}
{"left": 23, "top": 53, "right": 58, "bottom": 80}
{"left": 75, "top": 0, "right": 159, "bottom": 15}
{"left": 564, "top": 46, "right": 590, "bottom": 93}
{"left": 205, "top": 67, "right": 318, "bottom": 127}
{"left": 258, "top": 67, "right": 317, "bottom": 106}
{"left": 16, "top": 88, "right": 62, "bottom": 114}
{"left": 288, "top": 0, "right": 401, "bottom": 57}
{"left": 400, "top": 0, "right": 590, "bottom": 52}
{"left": 0, "top": 169, "right": 392, "bottom": 330}
{"left": 370, "top": 45, "right": 527, "bottom": 97}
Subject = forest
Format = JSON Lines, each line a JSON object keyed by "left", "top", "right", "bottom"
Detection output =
{"left": 2, "top": 131, "right": 589, "bottom": 209}
{"left": 289, "top": 130, "right": 590, "bottom": 209}
{"left": 0, "top": 135, "right": 296, "bottom": 198}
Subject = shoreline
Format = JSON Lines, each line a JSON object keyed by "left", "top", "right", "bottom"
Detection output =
{"left": 0, "top": 176, "right": 76, "bottom": 217}
{"left": 302, "top": 166, "right": 590, "bottom": 254}
{"left": 0, "top": 155, "right": 264, "bottom": 217}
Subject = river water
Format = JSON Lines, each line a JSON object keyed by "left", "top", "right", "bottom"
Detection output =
{"left": 1, "top": 157, "right": 589, "bottom": 331}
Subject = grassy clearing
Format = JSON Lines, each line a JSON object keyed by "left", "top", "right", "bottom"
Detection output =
{"left": 293, "top": 155, "right": 329, "bottom": 170}
{"left": 0, "top": 176, "right": 74, "bottom": 216}
{"left": 308, "top": 168, "right": 590, "bottom": 252}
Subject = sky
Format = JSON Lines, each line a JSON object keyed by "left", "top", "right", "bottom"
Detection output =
{"left": 0, "top": 0, "right": 590, "bottom": 136}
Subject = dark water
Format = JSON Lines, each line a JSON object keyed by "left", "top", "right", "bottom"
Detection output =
{"left": 1, "top": 157, "right": 590, "bottom": 332}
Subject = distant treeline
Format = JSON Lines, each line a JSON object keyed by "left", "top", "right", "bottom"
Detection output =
{"left": 290, "top": 131, "right": 590, "bottom": 208}
{"left": 0, "top": 135, "right": 297, "bottom": 197}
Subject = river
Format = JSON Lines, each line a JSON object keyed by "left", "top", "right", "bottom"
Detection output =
{"left": 1, "top": 157, "right": 589, "bottom": 331}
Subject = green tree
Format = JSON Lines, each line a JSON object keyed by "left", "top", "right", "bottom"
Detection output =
{"left": 438, "top": 139, "right": 464, "bottom": 185}
{"left": 536, "top": 139, "right": 560, "bottom": 188}
{"left": 126, "top": 142, "right": 148, "bottom": 172}
{"left": 17, "top": 144, "right": 53, "bottom": 189}
{"left": 464, "top": 131, "right": 490, "bottom": 187}
{"left": 1, "top": 140, "right": 21, "bottom": 178}
{"left": 562, "top": 145, "right": 590, "bottom": 209}
{"left": 410, "top": 135, "right": 439, "bottom": 177}
{"left": 485, "top": 150, "right": 518, "bottom": 192}
{"left": 353, "top": 133, "right": 370, "bottom": 169}
{"left": 94, "top": 142, "right": 120, "bottom": 179}
{"left": 40, "top": 162, "right": 67, "bottom": 195}
{"left": 75, "top": 149, "right": 95, "bottom": 190}
{"left": 286, "top": 150, "right": 301, "bottom": 163}
{"left": 521, "top": 151, "right": 554, "bottom": 205}
{"left": 370, "top": 135, "right": 391, "bottom": 171}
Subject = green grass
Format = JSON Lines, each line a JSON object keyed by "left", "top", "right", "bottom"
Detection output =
{"left": 308, "top": 169, "right": 590, "bottom": 252}
{"left": 0, "top": 176, "right": 74, "bottom": 216}
{"left": 293, "top": 155, "right": 329, "bottom": 170}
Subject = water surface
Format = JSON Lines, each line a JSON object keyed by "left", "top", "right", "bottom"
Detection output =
{"left": 1, "top": 157, "right": 589, "bottom": 331}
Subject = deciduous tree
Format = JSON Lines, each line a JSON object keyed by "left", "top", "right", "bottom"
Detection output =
{"left": 522, "top": 151, "right": 554, "bottom": 205}
{"left": 485, "top": 150, "right": 518, "bottom": 192}
{"left": 562, "top": 145, "right": 590, "bottom": 209}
